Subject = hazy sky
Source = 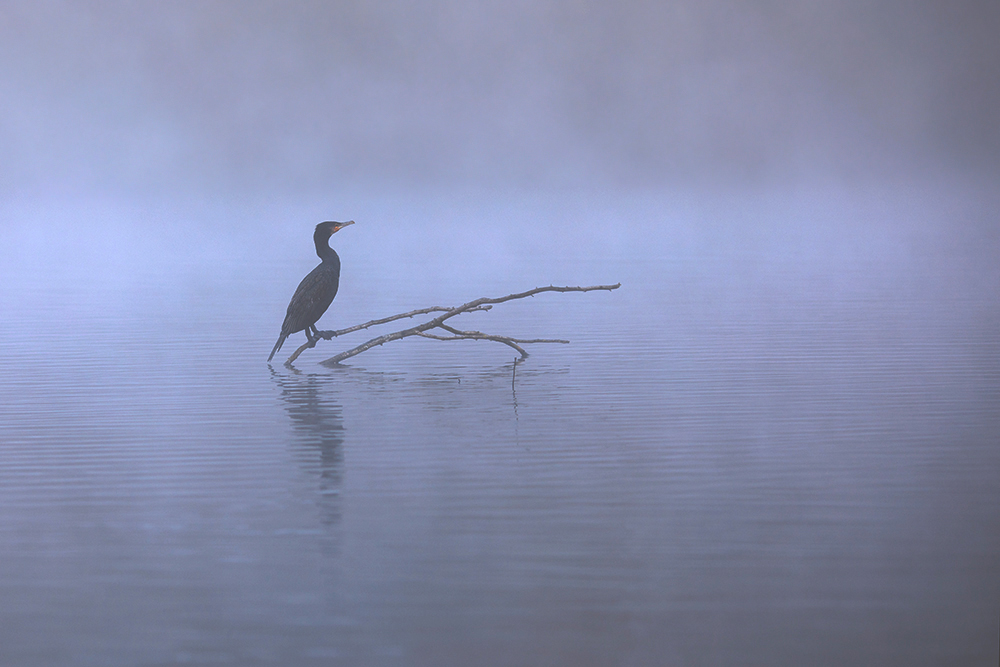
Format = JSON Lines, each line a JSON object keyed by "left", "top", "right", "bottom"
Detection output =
{"left": 2, "top": 0, "right": 997, "bottom": 197}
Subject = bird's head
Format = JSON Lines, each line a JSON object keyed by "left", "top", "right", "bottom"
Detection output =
{"left": 316, "top": 220, "right": 355, "bottom": 238}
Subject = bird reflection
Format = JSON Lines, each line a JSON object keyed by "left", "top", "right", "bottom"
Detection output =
{"left": 271, "top": 369, "right": 345, "bottom": 527}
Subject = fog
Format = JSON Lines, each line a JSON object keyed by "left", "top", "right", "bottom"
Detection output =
{"left": 2, "top": 0, "right": 998, "bottom": 198}
{"left": 3, "top": 5, "right": 1000, "bottom": 664}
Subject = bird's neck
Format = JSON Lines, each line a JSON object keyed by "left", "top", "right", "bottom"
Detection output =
{"left": 314, "top": 237, "right": 339, "bottom": 263}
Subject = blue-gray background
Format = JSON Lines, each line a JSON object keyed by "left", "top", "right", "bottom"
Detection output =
{"left": 3, "top": 1, "right": 999, "bottom": 193}
{"left": 1, "top": 2, "right": 998, "bottom": 666}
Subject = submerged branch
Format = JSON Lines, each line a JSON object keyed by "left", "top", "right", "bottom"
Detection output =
{"left": 277, "top": 283, "right": 620, "bottom": 366}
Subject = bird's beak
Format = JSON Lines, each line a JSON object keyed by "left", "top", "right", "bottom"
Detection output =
{"left": 334, "top": 220, "right": 355, "bottom": 232}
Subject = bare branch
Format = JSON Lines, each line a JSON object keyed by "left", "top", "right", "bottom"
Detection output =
{"left": 274, "top": 283, "right": 620, "bottom": 366}
{"left": 437, "top": 322, "right": 570, "bottom": 345}
{"left": 286, "top": 337, "right": 319, "bottom": 365}
{"left": 315, "top": 304, "right": 493, "bottom": 339}
{"left": 284, "top": 305, "right": 494, "bottom": 364}
{"left": 417, "top": 331, "right": 531, "bottom": 359}
{"left": 416, "top": 321, "right": 570, "bottom": 361}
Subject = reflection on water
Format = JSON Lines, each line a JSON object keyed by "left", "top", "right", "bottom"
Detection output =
{"left": 273, "top": 369, "right": 345, "bottom": 527}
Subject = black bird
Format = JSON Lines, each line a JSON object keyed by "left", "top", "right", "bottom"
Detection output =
{"left": 268, "top": 220, "right": 355, "bottom": 362}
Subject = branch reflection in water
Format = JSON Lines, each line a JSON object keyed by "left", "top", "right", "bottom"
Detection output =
{"left": 271, "top": 369, "right": 345, "bottom": 527}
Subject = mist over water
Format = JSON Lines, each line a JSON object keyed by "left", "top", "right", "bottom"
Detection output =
{"left": 1, "top": 3, "right": 999, "bottom": 666}
{"left": 3, "top": 1, "right": 999, "bottom": 194}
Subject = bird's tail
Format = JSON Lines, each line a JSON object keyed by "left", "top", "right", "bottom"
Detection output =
{"left": 267, "top": 333, "right": 287, "bottom": 362}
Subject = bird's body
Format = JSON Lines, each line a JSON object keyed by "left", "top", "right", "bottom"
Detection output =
{"left": 268, "top": 220, "right": 354, "bottom": 362}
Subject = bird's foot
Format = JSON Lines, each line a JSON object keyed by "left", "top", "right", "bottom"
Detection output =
{"left": 316, "top": 330, "right": 336, "bottom": 340}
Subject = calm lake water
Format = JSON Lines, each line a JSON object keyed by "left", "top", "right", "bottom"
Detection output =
{"left": 1, "top": 186, "right": 998, "bottom": 666}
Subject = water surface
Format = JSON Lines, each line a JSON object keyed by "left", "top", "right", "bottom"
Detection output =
{"left": 1, "top": 187, "right": 998, "bottom": 666}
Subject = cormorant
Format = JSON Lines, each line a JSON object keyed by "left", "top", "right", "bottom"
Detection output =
{"left": 268, "top": 220, "right": 354, "bottom": 362}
